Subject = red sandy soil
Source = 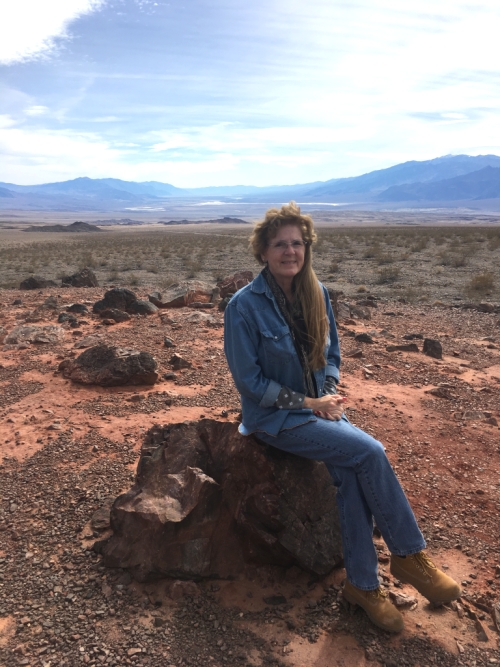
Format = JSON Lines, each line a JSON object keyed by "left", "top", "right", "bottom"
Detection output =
{"left": 0, "top": 286, "right": 499, "bottom": 667}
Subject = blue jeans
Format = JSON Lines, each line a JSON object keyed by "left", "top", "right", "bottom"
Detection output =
{"left": 256, "top": 416, "right": 426, "bottom": 590}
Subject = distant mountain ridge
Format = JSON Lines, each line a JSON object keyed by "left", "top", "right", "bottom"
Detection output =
{"left": 2, "top": 154, "right": 500, "bottom": 211}
{"left": 377, "top": 166, "right": 500, "bottom": 202}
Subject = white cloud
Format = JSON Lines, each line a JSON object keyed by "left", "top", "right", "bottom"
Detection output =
{"left": 0, "top": 0, "right": 106, "bottom": 64}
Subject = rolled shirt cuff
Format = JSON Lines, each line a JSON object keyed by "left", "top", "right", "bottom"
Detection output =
{"left": 259, "top": 379, "right": 283, "bottom": 408}
{"left": 326, "top": 365, "right": 340, "bottom": 382}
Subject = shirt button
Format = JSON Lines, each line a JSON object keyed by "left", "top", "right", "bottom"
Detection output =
{"left": 274, "top": 336, "right": 278, "bottom": 340}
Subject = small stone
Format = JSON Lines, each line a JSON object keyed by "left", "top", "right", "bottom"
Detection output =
{"left": 345, "top": 349, "right": 363, "bottom": 358}
{"left": 386, "top": 343, "right": 419, "bottom": 353}
{"left": 354, "top": 332, "right": 374, "bottom": 344}
{"left": 170, "top": 353, "right": 192, "bottom": 370}
{"left": 163, "top": 337, "right": 175, "bottom": 348}
{"left": 127, "top": 394, "right": 146, "bottom": 402}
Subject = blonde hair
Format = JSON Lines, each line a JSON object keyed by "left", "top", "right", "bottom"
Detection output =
{"left": 250, "top": 201, "right": 328, "bottom": 371}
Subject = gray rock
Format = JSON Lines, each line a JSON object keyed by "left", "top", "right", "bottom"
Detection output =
{"left": 58, "top": 312, "right": 77, "bottom": 324}
{"left": 127, "top": 299, "right": 158, "bottom": 315}
{"left": 5, "top": 325, "right": 65, "bottom": 345}
{"left": 163, "top": 337, "right": 176, "bottom": 348}
{"left": 354, "top": 332, "right": 374, "bottom": 344}
{"left": 170, "top": 353, "right": 192, "bottom": 370}
{"left": 423, "top": 338, "right": 442, "bottom": 359}
{"left": 58, "top": 344, "right": 158, "bottom": 386}
{"left": 93, "top": 288, "right": 138, "bottom": 314}
{"left": 98, "top": 308, "right": 131, "bottom": 323}
{"left": 386, "top": 343, "right": 419, "bottom": 353}
{"left": 148, "top": 291, "right": 163, "bottom": 307}
{"left": 19, "top": 275, "right": 57, "bottom": 290}
{"left": 99, "top": 420, "right": 343, "bottom": 581}
{"left": 91, "top": 499, "right": 114, "bottom": 531}
{"left": 350, "top": 305, "right": 372, "bottom": 320}
{"left": 66, "top": 303, "right": 89, "bottom": 314}
{"left": 61, "top": 267, "right": 98, "bottom": 287}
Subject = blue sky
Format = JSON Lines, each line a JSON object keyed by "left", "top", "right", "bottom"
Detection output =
{"left": 1, "top": 0, "right": 500, "bottom": 187}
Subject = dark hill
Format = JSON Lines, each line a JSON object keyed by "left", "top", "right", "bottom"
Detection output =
{"left": 377, "top": 166, "right": 500, "bottom": 202}
{"left": 24, "top": 221, "right": 103, "bottom": 233}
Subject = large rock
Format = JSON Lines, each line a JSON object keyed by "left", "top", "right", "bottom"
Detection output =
{"left": 58, "top": 344, "right": 158, "bottom": 386}
{"left": 93, "top": 288, "right": 138, "bottom": 314}
{"left": 127, "top": 299, "right": 158, "bottom": 315}
{"left": 155, "top": 281, "right": 213, "bottom": 308}
{"left": 19, "top": 275, "right": 57, "bottom": 290}
{"left": 61, "top": 267, "right": 99, "bottom": 287}
{"left": 423, "top": 338, "right": 442, "bottom": 359}
{"left": 98, "top": 308, "right": 131, "bottom": 323}
{"left": 217, "top": 271, "right": 253, "bottom": 298}
{"left": 4, "top": 325, "right": 65, "bottom": 345}
{"left": 98, "top": 420, "right": 343, "bottom": 581}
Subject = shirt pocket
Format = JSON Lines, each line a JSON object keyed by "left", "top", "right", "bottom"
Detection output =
{"left": 260, "top": 325, "right": 295, "bottom": 365}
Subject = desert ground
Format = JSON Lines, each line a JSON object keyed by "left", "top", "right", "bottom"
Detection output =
{"left": 0, "top": 213, "right": 499, "bottom": 667}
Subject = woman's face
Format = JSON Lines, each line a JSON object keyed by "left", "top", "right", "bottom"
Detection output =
{"left": 261, "top": 224, "right": 306, "bottom": 283}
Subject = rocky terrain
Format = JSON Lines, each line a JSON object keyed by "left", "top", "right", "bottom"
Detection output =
{"left": 0, "top": 277, "right": 499, "bottom": 667}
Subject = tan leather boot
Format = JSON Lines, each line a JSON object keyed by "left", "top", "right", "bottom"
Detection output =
{"left": 342, "top": 580, "right": 404, "bottom": 633}
{"left": 390, "top": 551, "right": 461, "bottom": 605}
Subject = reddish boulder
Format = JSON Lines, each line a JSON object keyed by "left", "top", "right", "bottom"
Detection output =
{"left": 217, "top": 271, "right": 253, "bottom": 298}
{"left": 59, "top": 344, "right": 158, "bottom": 386}
{"left": 98, "top": 419, "right": 342, "bottom": 582}
{"left": 151, "top": 281, "right": 213, "bottom": 308}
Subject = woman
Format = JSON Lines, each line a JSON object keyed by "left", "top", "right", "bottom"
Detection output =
{"left": 224, "top": 202, "right": 460, "bottom": 633}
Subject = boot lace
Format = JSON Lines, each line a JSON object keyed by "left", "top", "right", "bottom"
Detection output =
{"left": 413, "top": 551, "right": 437, "bottom": 574}
{"left": 368, "top": 587, "right": 387, "bottom": 600}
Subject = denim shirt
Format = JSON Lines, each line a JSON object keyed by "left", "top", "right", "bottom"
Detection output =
{"left": 224, "top": 271, "right": 341, "bottom": 436}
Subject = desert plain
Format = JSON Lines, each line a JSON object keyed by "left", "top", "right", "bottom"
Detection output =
{"left": 0, "top": 210, "right": 499, "bottom": 667}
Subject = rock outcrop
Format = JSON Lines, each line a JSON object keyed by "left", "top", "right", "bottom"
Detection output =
{"left": 61, "top": 267, "right": 99, "bottom": 287}
{"left": 4, "top": 325, "right": 65, "bottom": 345}
{"left": 98, "top": 419, "right": 343, "bottom": 582}
{"left": 58, "top": 344, "right": 158, "bottom": 386}
{"left": 148, "top": 282, "right": 214, "bottom": 308}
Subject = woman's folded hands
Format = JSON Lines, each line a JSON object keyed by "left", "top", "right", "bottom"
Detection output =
{"left": 303, "top": 394, "right": 346, "bottom": 421}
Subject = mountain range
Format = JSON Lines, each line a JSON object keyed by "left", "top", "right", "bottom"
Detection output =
{"left": 2, "top": 154, "right": 500, "bottom": 211}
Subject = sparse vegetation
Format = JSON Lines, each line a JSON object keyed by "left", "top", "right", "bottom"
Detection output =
{"left": 467, "top": 271, "right": 495, "bottom": 294}
{"left": 0, "top": 220, "right": 498, "bottom": 304}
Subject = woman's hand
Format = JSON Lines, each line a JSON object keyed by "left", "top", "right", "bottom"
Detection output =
{"left": 303, "top": 395, "right": 346, "bottom": 421}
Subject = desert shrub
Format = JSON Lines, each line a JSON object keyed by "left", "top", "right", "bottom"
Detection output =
{"left": 357, "top": 285, "right": 367, "bottom": 292}
{"left": 329, "top": 262, "right": 340, "bottom": 273}
{"left": 377, "top": 266, "right": 401, "bottom": 284}
{"left": 376, "top": 253, "right": 394, "bottom": 265}
{"left": 363, "top": 244, "right": 381, "bottom": 259}
{"left": 467, "top": 272, "right": 494, "bottom": 293}
{"left": 129, "top": 273, "right": 140, "bottom": 286}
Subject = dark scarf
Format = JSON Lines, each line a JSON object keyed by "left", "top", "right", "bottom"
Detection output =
{"left": 262, "top": 266, "right": 317, "bottom": 398}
